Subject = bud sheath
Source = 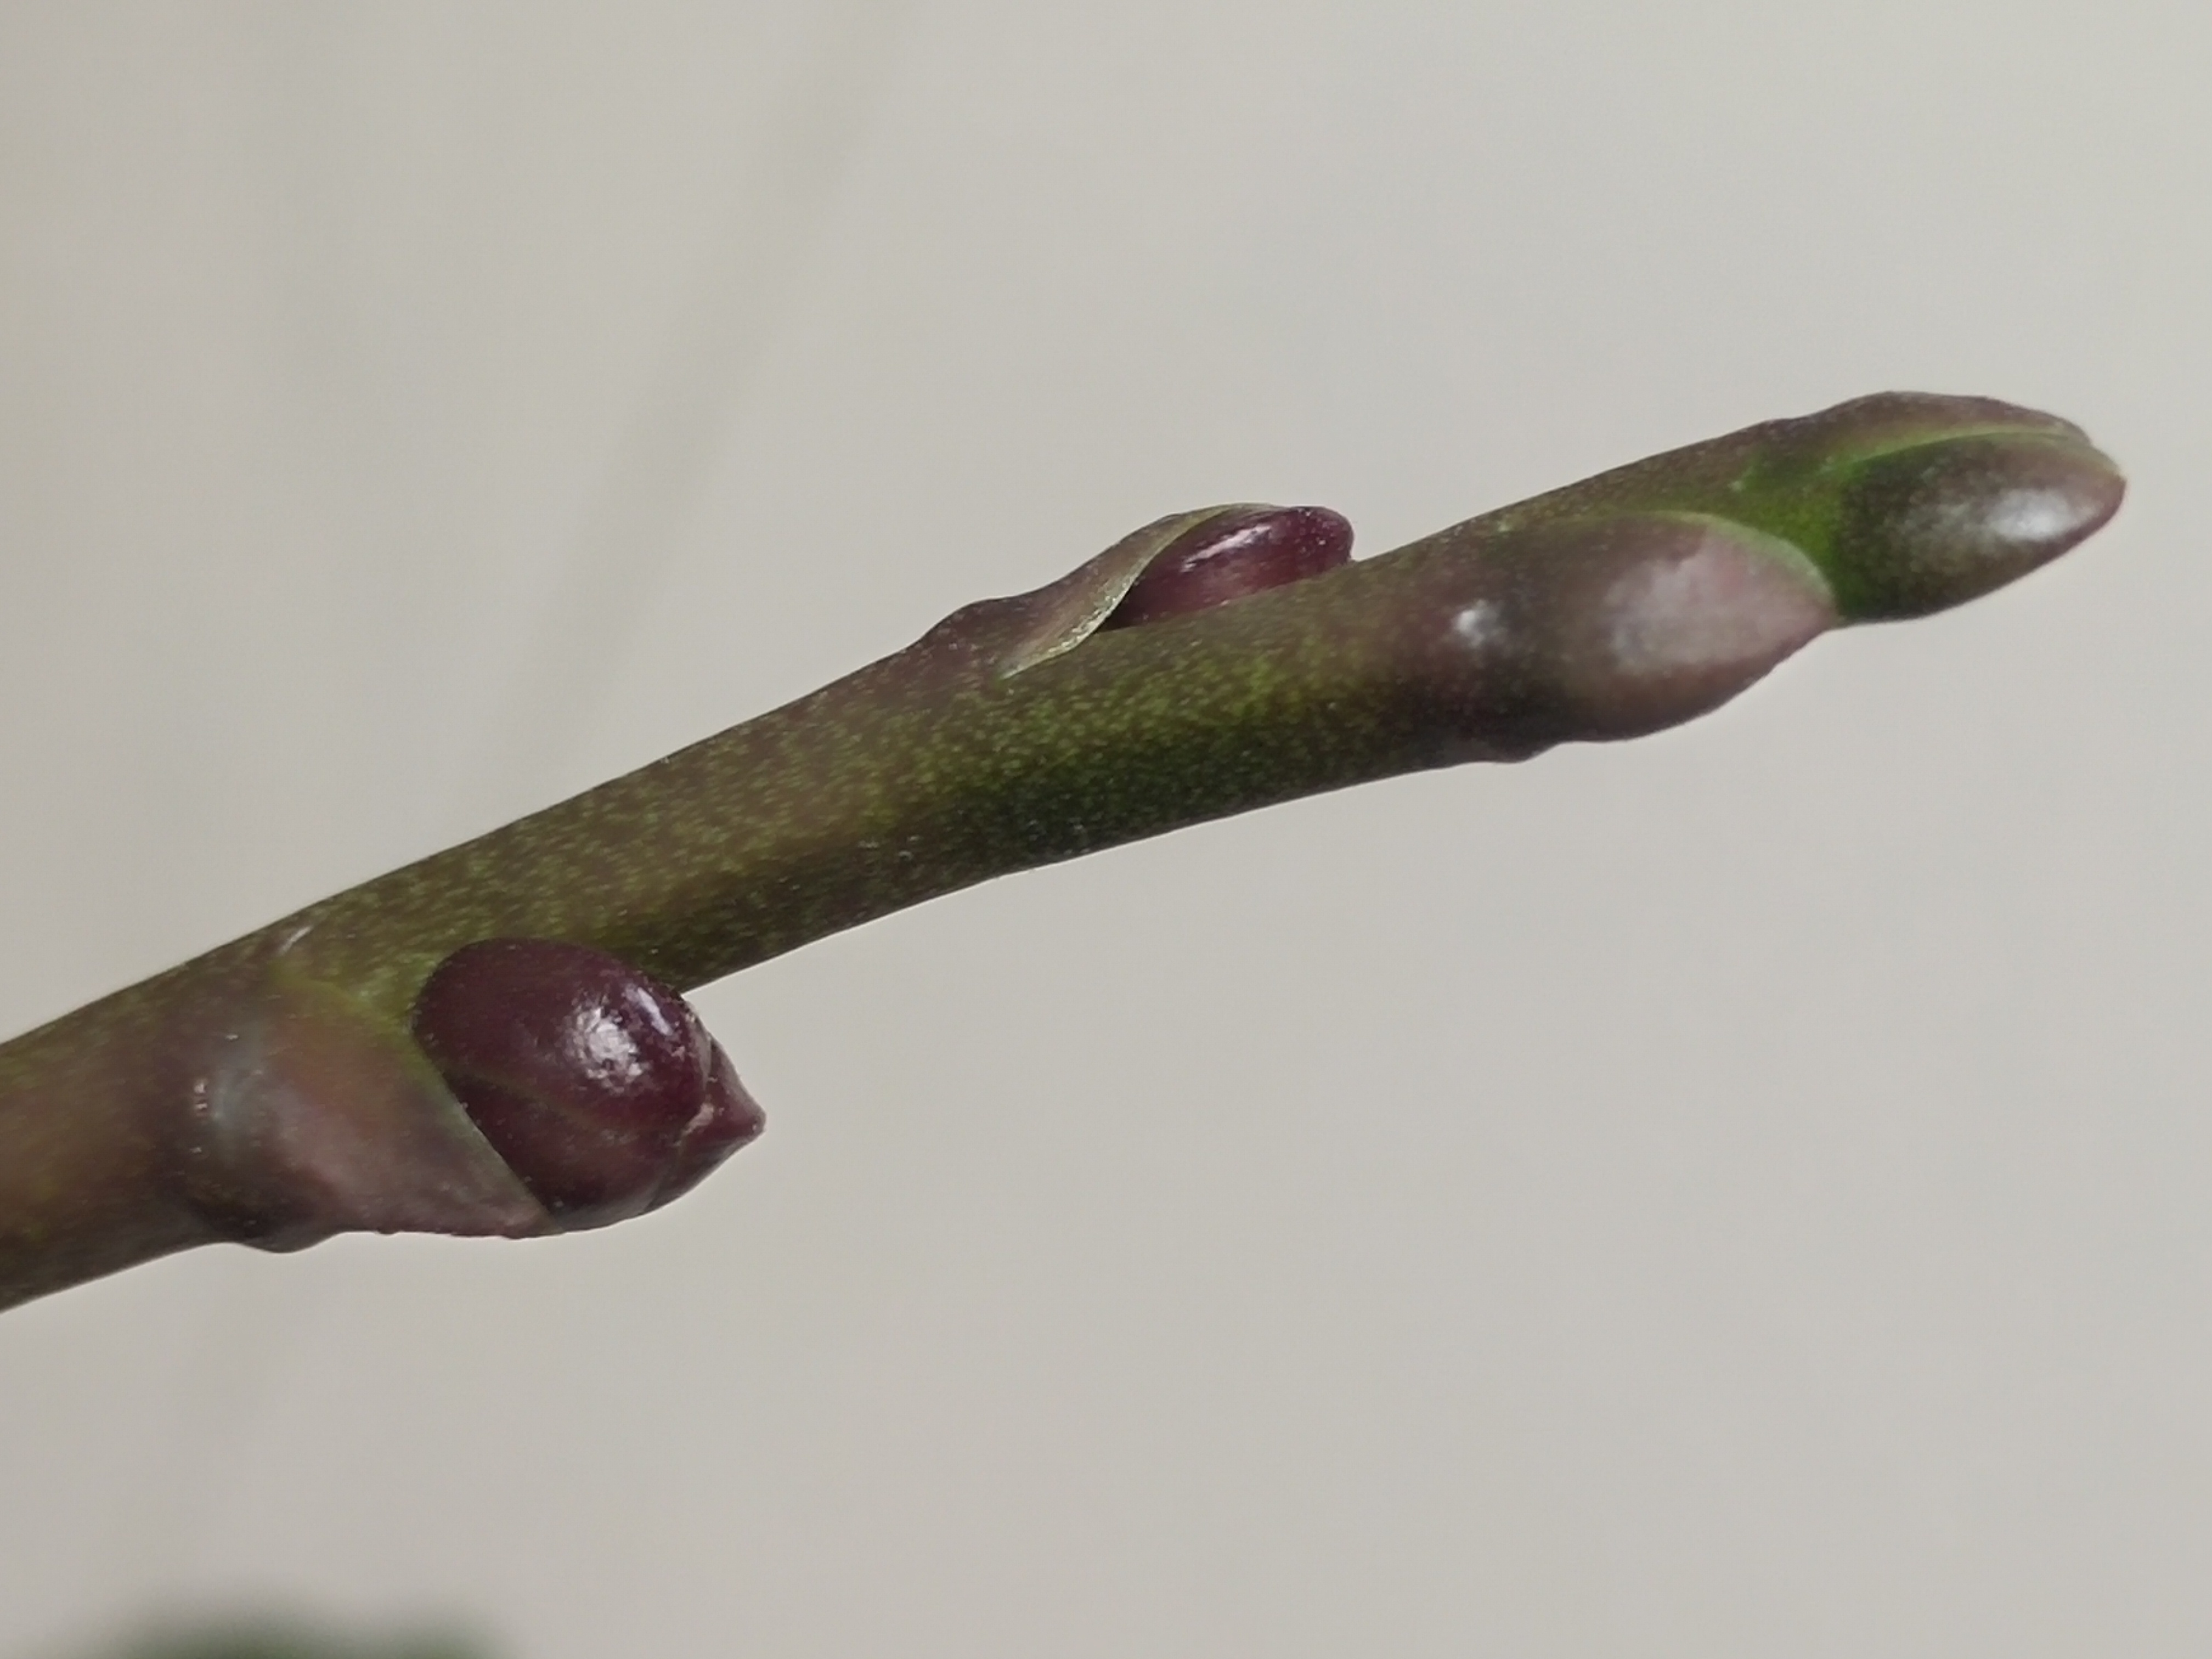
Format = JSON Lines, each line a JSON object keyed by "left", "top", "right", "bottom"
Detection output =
{"left": 410, "top": 939, "right": 764, "bottom": 1230}
{"left": 1103, "top": 505, "right": 1354, "bottom": 628}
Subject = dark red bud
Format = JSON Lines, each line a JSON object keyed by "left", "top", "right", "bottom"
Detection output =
{"left": 1103, "top": 505, "right": 1353, "bottom": 629}
{"left": 409, "top": 938, "right": 764, "bottom": 1231}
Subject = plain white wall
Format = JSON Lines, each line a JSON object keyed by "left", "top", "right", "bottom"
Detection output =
{"left": 0, "top": 3, "right": 2203, "bottom": 1655}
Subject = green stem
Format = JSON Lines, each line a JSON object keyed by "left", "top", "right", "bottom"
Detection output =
{"left": 0, "top": 392, "right": 2123, "bottom": 1309}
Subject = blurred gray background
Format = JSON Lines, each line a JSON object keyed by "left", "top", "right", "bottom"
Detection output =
{"left": 0, "top": 3, "right": 2200, "bottom": 1655}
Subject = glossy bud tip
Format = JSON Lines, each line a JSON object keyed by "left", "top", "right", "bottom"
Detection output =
{"left": 1103, "top": 505, "right": 1353, "bottom": 628}
{"left": 410, "top": 938, "right": 764, "bottom": 1231}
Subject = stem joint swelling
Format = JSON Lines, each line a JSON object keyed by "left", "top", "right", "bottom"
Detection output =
{"left": 0, "top": 391, "right": 2124, "bottom": 1309}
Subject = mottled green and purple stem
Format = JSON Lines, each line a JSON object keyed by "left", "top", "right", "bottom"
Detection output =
{"left": 0, "top": 393, "right": 2123, "bottom": 1308}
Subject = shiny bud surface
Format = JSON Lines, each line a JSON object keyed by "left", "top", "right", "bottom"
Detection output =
{"left": 410, "top": 938, "right": 764, "bottom": 1229}
{"left": 1829, "top": 431, "right": 2124, "bottom": 619}
{"left": 1103, "top": 505, "right": 1353, "bottom": 629}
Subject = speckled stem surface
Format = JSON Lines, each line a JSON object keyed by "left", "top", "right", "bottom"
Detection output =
{"left": 0, "top": 393, "right": 2124, "bottom": 1308}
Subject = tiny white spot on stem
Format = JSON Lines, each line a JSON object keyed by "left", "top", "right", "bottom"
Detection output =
{"left": 1451, "top": 601, "right": 1503, "bottom": 650}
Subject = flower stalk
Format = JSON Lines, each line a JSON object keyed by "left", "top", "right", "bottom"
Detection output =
{"left": 0, "top": 392, "right": 2124, "bottom": 1310}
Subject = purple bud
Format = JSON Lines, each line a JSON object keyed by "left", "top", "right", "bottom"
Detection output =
{"left": 409, "top": 938, "right": 764, "bottom": 1231}
{"left": 1103, "top": 505, "right": 1353, "bottom": 629}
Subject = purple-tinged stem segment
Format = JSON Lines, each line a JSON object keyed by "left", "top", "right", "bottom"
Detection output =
{"left": 0, "top": 392, "right": 2123, "bottom": 1310}
{"left": 1102, "top": 505, "right": 1353, "bottom": 628}
{"left": 410, "top": 939, "right": 764, "bottom": 1231}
